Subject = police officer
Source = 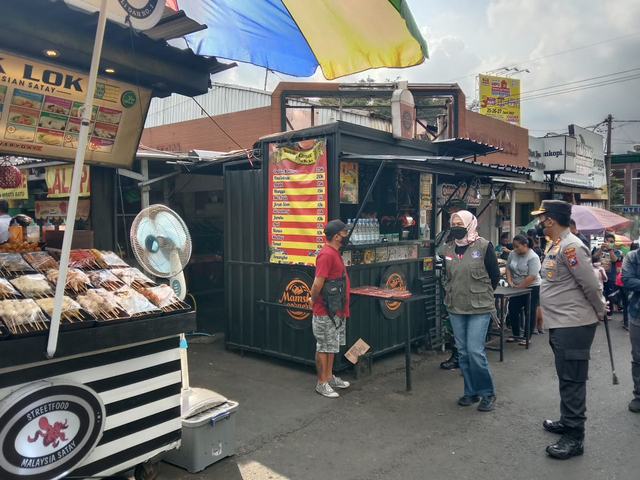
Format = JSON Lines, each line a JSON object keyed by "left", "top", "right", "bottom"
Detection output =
{"left": 532, "top": 200, "right": 606, "bottom": 459}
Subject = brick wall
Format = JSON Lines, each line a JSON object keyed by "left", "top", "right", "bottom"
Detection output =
{"left": 140, "top": 106, "right": 273, "bottom": 152}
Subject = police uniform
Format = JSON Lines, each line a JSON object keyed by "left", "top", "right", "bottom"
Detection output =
{"left": 534, "top": 200, "right": 606, "bottom": 459}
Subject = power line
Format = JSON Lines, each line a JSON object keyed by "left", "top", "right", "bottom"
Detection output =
{"left": 520, "top": 74, "right": 640, "bottom": 102}
{"left": 446, "top": 30, "right": 640, "bottom": 82}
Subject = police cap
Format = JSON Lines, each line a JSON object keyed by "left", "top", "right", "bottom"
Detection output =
{"left": 531, "top": 200, "right": 572, "bottom": 217}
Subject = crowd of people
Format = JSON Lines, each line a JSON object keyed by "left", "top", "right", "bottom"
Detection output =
{"left": 309, "top": 201, "right": 639, "bottom": 462}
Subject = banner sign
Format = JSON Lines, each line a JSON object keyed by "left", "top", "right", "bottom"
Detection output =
{"left": 437, "top": 182, "right": 481, "bottom": 208}
{"left": 557, "top": 125, "right": 606, "bottom": 189}
{"left": 479, "top": 74, "right": 521, "bottom": 126}
{"left": 528, "top": 136, "right": 545, "bottom": 182}
{"left": 267, "top": 139, "right": 327, "bottom": 266}
{"left": 339, "top": 161, "right": 358, "bottom": 204}
{"left": 542, "top": 136, "right": 577, "bottom": 173}
{"left": 0, "top": 168, "right": 28, "bottom": 199}
{"left": 0, "top": 52, "right": 151, "bottom": 168}
{"left": 35, "top": 199, "right": 91, "bottom": 220}
{"left": 45, "top": 165, "right": 90, "bottom": 198}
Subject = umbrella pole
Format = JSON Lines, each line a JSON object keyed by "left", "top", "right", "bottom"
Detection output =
{"left": 46, "top": 0, "right": 109, "bottom": 359}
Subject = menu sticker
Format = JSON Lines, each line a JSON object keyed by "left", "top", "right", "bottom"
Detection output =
{"left": 43, "top": 95, "right": 72, "bottom": 115}
{"left": 267, "top": 139, "right": 328, "bottom": 266}
{"left": 11, "top": 89, "right": 43, "bottom": 110}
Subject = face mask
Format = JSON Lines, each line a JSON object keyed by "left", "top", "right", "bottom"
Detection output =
{"left": 450, "top": 226, "right": 467, "bottom": 240}
{"left": 535, "top": 219, "right": 546, "bottom": 237}
{"left": 339, "top": 235, "right": 350, "bottom": 247}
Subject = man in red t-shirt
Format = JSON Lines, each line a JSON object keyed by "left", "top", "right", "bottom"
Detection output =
{"left": 308, "top": 219, "right": 352, "bottom": 398}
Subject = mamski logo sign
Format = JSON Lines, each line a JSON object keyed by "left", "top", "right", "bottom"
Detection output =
{"left": 0, "top": 381, "right": 105, "bottom": 480}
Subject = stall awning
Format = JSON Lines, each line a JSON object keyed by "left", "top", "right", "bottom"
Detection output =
{"left": 339, "top": 153, "right": 529, "bottom": 179}
{"left": 432, "top": 138, "right": 502, "bottom": 158}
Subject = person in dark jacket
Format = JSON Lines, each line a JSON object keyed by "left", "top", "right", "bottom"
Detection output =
{"left": 569, "top": 220, "right": 590, "bottom": 249}
{"left": 443, "top": 210, "right": 500, "bottom": 412}
{"left": 621, "top": 245, "right": 640, "bottom": 413}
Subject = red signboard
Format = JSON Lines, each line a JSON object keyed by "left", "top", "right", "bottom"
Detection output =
{"left": 267, "top": 139, "right": 327, "bottom": 266}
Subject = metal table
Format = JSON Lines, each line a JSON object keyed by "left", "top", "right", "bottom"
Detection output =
{"left": 488, "top": 286, "right": 532, "bottom": 361}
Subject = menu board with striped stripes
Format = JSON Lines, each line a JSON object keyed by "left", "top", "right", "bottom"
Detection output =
{"left": 268, "top": 139, "right": 327, "bottom": 266}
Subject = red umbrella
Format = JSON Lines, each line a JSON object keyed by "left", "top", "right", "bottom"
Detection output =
{"left": 570, "top": 205, "right": 631, "bottom": 235}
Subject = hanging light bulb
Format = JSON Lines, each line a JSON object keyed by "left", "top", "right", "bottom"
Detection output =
{"left": 504, "top": 189, "right": 511, "bottom": 202}
{"left": 490, "top": 186, "right": 496, "bottom": 200}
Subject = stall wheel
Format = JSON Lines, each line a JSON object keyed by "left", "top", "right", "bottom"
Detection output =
{"left": 134, "top": 461, "right": 159, "bottom": 480}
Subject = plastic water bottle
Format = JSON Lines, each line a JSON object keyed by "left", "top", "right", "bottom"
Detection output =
{"left": 353, "top": 220, "right": 361, "bottom": 245}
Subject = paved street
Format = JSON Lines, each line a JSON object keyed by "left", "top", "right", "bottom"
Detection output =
{"left": 156, "top": 314, "right": 639, "bottom": 480}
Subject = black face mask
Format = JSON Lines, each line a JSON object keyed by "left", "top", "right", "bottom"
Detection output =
{"left": 339, "top": 235, "right": 350, "bottom": 247}
{"left": 535, "top": 219, "right": 546, "bottom": 237}
{"left": 450, "top": 226, "right": 468, "bottom": 240}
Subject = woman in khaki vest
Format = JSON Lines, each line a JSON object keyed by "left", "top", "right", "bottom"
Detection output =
{"left": 443, "top": 210, "right": 500, "bottom": 412}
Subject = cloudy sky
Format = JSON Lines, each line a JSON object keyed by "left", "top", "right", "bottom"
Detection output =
{"left": 207, "top": 0, "right": 640, "bottom": 153}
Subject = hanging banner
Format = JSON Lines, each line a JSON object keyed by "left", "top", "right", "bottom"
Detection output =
{"left": 0, "top": 169, "right": 28, "bottom": 199}
{"left": 35, "top": 199, "right": 91, "bottom": 220}
{"left": 479, "top": 74, "right": 521, "bottom": 126}
{"left": 0, "top": 51, "right": 151, "bottom": 168}
{"left": 45, "top": 165, "right": 90, "bottom": 198}
{"left": 267, "top": 139, "right": 327, "bottom": 266}
{"left": 339, "top": 161, "right": 358, "bottom": 204}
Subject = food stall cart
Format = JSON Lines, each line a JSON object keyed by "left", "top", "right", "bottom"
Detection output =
{"left": 224, "top": 121, "right": 528, "bottom": 375}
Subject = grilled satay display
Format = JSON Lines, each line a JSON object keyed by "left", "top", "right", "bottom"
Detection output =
{"left": 10, "top": 274, "right": 54, "bottom": 298}
{"left": 77, "top": 289, "right": 129, "bottom": 321}
{"left": 112, "top": 268, "right": 157, "bottom": 290}
{"left": 112, "top": 286, "right": 161, "bottom": 317}
{"left": 0, "top": 278, "right": 22, "bottom": 299}
{"left": 90, "top": 249, "right": 128, "bottom": 269}
{"left": 35, "top": 296, "right": 87, "bottom": 323}
{"left": 0, "top": 299, "right": 49, "bottom": 334}
{"left": 87, "top": 269, "right": 126, "bottom": 291}
{"left": 45, "top": 268, "right": 91, "bottom": 294}
{"left": 0, "top": 253, "right": 35, "bottom": 276}
{"left": 138, "top": 285, "right": 190, "bottom": 312}
{"left": 67, "top": 249, "right": 101, "bottom": 270}
{"left": 23, "top": 252, "right": 59, "bottom": 272}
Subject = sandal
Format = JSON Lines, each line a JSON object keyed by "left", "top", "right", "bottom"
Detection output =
{"left": 519, "top": 340, "right": 528, "bottom": 346}
{"left": 506, "top": 337, "right": 516, "bottom": 343}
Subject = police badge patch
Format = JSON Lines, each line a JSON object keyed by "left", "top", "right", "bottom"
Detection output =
{"left": 471, "top": 250, "right": 481, "bottom": 259}
{"left": 564, "top": 247, "right": 578, "bottom": 267}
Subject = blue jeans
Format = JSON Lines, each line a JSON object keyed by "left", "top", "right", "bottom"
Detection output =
{"left": 448, "top": 312, "right": 495, "bottom": 397}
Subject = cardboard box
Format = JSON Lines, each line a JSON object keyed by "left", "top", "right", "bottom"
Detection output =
{"left": 44, "top": 230, "right": 94, "bottom": 249}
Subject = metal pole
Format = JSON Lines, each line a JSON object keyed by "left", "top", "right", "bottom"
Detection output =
{"left": 46, "top": 0, "right": 109, "bottom": 359}
{"left": 510, "top": 187, "right": 516, "bottom": 237}
{"left": 140, "top": 159, "right": 150, "bottom": 208}
{"left": 550, "top": 173, "right": 556, "bottom": 200}
{"left": 605, "top": 114, "right": 613, "bottom": 210}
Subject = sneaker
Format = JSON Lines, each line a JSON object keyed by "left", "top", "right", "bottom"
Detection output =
{"left": 328, "top": 375, "right": 350, "bottom": 389}
{"left": 478, "top": 395, "right": 496, "bottom": 412}
{"left": 458, "top": 395, "right": 480, "bottom": 406}
{"left": 316, "top": 382, "right": 339, "bottom": 398}
{"left": 538, "top": 329, "right": 545, "bottom": 334}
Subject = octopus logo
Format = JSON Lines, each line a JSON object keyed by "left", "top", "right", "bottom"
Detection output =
{"left": 28, "top": 417, "right": 68, "bottom": 448}
{"left": 279, "top": 279, "right": 311, "bottom": 321}
{"left": 0, "top": 381, "right": 105, "bottom": 480}
{"left": 384, "top": 273, "right": 407, "bottom": 311}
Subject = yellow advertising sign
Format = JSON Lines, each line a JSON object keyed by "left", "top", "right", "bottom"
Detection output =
{"left": 478, "top": 75, "right": 521, "bottom": 126}
{"left": 0, "top": 169, "right": 28, "bottom": 199}
{"left": 45, "top": 165, "right": 90, "bottom": 198}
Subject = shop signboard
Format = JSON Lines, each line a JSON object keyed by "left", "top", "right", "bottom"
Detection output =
{"left": 391, "top": 85, "right": 415, "bottom": 139}
{"left": 45, "top": 165, "right": 90, "bottom": 198}
{"left": 64, "top": 0, "right": 165, "bottom": 31}
{"left": 542, "top": 136, "right": 577, "bottom": 173}
{"left": 437, "top": 182, "right": 481, "bottom": 208}
{"left": 35, "top": 199, "right": 91, "bottom": 221}
{"left": 0, "top": 380, "right": 105, "bottom": 480}
{"left": 267, "top": 139, "right": 327, "bottom": 266}
{"left": 478, "top": 74, "right": 521, "bottom": 126}
{"left": 527, "top": 136, "right": 545, "bottom": 182}
{"left": 0, "top": 52, "right": 151, "bottom": 168}
{"left": 556, "top": 125, "right": 606, "bottom": 189}
{"left": 0, "top": 168, "right": 28, "bottom": 199}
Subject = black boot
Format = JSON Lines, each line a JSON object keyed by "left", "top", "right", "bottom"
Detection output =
{"left": 546, "top": 429, "right": 584, "bottom": 460}
{"left": 440, "top": 346, "right": 459, "bottom": 370}
{"left": 543, "top": 419, "right": 565, "bottom": 434}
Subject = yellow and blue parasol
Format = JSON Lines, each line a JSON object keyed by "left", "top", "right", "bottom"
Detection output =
{"left": 166, "top": 0, "right": 429, "bottom": 79}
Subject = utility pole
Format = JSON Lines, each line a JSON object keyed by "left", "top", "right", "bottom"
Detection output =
{"left": 605, "top": 114, "right": 613, "bottom": 210}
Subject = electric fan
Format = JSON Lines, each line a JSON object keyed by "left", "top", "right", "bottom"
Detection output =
{"left": 131, "top": 205, "right": 226, "bottom": 417}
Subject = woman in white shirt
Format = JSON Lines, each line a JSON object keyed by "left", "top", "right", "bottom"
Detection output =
{"left": 506, "top": 234, "right": 542, "bottom": 345}
{"left": 0, "top": 199, "right": 11, "bottom": 243}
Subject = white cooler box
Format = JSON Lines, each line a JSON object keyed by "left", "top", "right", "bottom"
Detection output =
{"left": 164, "top": 401, "right": 239, "bottom": 473}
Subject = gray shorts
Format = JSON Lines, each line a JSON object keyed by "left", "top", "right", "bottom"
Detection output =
{"left": 312, "top": 315, "right": 346, "bottom": 353}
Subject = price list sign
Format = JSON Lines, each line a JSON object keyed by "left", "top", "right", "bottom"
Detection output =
{"left": 268, "top": 139, "right": 328, "bottom": 265}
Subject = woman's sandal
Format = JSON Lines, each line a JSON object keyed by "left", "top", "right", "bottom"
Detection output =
{"left": 506, "top": 337, "right": 516, "bottom": 343}
{"left": 519, "top": 340, "right": 528, "bottom": 346}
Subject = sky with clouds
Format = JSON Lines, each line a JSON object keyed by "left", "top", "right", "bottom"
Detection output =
{"left": 207, "top": 0, "right": 640, "bottom": 153}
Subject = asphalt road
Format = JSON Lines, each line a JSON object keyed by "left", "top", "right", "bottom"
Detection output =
{"left": 155, "top": 313, "right": 639, "bottom": 480}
